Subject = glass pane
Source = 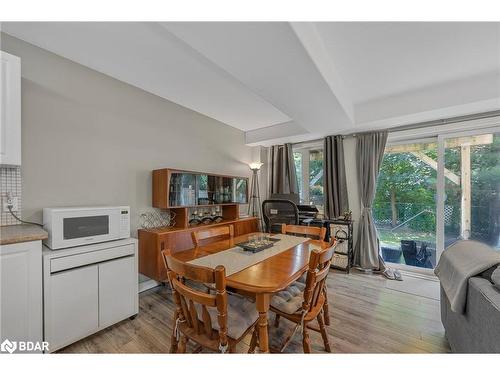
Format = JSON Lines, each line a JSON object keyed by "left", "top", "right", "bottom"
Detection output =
{"left": 197, "top": 174, "right": 209, "bottom": 205}
{"left": 374, "top": 140, "right": 437, "bottom": 269}
{"left": 234, "top": 177, "right": 248, "bottom": 203}
{"left": 444, "top": 133, "right": 500, "bottom": 250}
{"left": 63, "top": 215, "right": 109, "bottom": 239}
{"left": 210, "top": 176, "right": 234, "bottom": 203}
{"left": 309, "top": 149, "right": 324, "bottom": 211}
{"left": 207, "top": 175, "right": 217, "bottom": 204}
{"left": 293, "top": 152, "right": 303, "bottom": 203}
{"left": 169, "top": 172, "right": 197, "bottom": 206}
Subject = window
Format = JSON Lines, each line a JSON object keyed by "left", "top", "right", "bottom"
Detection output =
{"left": 293, "top": 143, "right": 324, "bottom": 212}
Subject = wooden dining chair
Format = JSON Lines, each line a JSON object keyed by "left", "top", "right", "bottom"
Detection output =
{"left": 280, "top": 223, "right": 332, "bottom": 326}
{"left": 281, "top": 224, "right": 327, "bottom": 241}
{"left": 264, "top": 244, "right": 336, "bottom": 353}
{"left": 191, "top": 224, "right": 234, "bottom": 247}
{"left": 161, "top": 249, "right": 259, "bottom": 353}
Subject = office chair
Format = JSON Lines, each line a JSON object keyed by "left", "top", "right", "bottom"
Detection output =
{"left": 261, "top": 199, "right": 300, "bottom": 233}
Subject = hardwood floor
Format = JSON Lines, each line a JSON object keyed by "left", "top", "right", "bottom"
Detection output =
{"left": 59, "top": 270, "right": 450, "bottom": 353}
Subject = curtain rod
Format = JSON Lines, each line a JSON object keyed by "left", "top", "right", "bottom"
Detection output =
{"left": 291, "top": 110, "right": 500, "bottom": 145}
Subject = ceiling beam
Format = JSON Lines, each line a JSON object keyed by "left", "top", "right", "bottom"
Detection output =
{"left": 245, "top": 121, "right": 311, "bottom": 146}
{"left": 290, "top": 22, "right": 355, "bottom": 123}
{"left": 163, "top": 22, "right": 354, "bottom": 144}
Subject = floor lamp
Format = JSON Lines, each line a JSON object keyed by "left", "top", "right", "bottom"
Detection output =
{"left": 248, "top": 162, "right": 263, "bottom": 231}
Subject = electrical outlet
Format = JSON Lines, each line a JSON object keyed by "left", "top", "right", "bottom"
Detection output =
{"left": 3, "top": 196, "right": 19, "bottom": 212}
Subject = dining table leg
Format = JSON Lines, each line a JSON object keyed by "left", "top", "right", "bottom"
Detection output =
{"left": 256, "top": 293, "right": 270, "bottom": 353}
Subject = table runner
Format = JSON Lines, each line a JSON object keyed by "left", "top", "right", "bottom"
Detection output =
{"left": 188, "top": 234, "right": 320, "bottom": 276}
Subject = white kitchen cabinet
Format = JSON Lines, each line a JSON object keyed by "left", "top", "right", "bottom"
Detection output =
{"left": 0, "top": 51, "right": 21, "bottom": 166}
{"left": 45, "top": 264, "right": 99, "bottom": 351}
{"left": 43, "top": 238, "right": 138, "bottom": 352}
{"left": 0, "top": 240, "right": 43, "bottom": 351}
{"left": 99, "top": 256, "right": 138, "bottom": 328}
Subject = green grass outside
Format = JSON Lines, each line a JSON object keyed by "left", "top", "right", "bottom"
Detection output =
{"left": 377, "top": 228, "right": 436, "bottom": 249}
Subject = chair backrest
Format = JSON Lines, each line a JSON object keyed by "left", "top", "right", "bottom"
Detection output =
{"left": 270, "top": 193, "right": 300, "bottom": 205}
{"left": 192, "top": 224, "right": 234, "bottom": 247}
{"left": 161, "top": 249, "right": 229, "bottom": 348}
{"left": 281, "top": 224, "right": 327, "bottom": 241}
{"left": 301, "top": 244, "right": 336, "bottom": 314}
{"left": 262, "top": 199, "right": 299, "bottom": 233}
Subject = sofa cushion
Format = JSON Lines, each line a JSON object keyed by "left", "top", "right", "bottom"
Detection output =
{"left": 480, "top": 265, "right": 498, "bottom": 283}
{"left": 492, "top": 267, "right": 500, "bottom": 290}
{"left": 479, "top": 264, "right": 500, "bottom": 284}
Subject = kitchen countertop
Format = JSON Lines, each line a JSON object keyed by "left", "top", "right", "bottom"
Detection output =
{"left": 0, "top": 224, "right": 48, "bottom": 245}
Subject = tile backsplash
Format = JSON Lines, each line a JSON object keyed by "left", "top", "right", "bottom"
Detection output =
{"left": 0, "top": 166, "right": 22, "bottom": 226}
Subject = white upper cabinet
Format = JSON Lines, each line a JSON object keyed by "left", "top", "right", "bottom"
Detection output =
{"left": 0, "top": 51, "right": 21, "bottom": 166}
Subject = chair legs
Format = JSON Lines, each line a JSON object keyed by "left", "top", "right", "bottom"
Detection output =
{"left": 280, "top": 323, "right": 301, "bottom": 353}
{"left": 302, "top": 325, "right": 311, "bottom": 353}
{"left": 323, "top": 285, "right": 331, "bottom": 326}
{"left": 170, "top": 334, "right": 179, "bottom": 353}
{"left": 248, "top": 329, "right": 259, "bottom": 353}
{"left": 274, "top": 313, "right": 331, "bottom": 353}
{"left": 170, "top": 311, "right": 179, "bottom": 353}
{"left": 178, "top": 335, "right": 188, "bottom": 353}
{"left": 317, "top": 312, "right": 331, "bottom": 352}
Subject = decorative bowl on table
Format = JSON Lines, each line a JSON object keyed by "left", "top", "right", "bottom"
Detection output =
{"left": 237, "top": 235, "right": 280, "bottom": 253}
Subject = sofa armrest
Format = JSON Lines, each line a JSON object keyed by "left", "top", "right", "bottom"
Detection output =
{"left": 441, "top": 277, "right": 500, "bottom": 353}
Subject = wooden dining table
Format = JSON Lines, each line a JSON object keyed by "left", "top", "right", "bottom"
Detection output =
{"left": 172, "top": 232, "right": 328, "bottom": 353}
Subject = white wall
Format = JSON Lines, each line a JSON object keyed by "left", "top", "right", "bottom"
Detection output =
{"left": 1, "top": 33, "right": 259, "bottom": 235}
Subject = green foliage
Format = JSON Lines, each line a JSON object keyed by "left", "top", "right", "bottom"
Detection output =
{"left": 294, "top": 150, "right": 324, "bottom": 206}
{"left": 374, "top": 150, "right": 436, "bottom": 232}
{"left": 374, "top": 134, "right": 500, "bottom": 246}
{"left": 443, "top": 136, "right": 500, "bottom": 243}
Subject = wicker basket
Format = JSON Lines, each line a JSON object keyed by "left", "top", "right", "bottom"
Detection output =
{"left": 331, "top": 253, "right": 349, "bottom": 269}
{"left": 335, "top": 240, "right": 349, "bottom": 255}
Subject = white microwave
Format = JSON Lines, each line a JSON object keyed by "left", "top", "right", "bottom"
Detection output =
{"left": 43, "top": 206, "right": 130, "bottom": 250}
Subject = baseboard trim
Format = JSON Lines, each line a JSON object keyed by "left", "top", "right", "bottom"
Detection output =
{"left": 399, "top": 270, "right": 439, "bottom": 282}
{"left": 139, "top": 279, "right": 160, "bottom": 293}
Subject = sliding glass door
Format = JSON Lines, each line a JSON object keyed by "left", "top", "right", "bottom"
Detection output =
{"left": 374, "top": 139, "right": 438, "bottom": 269}
{"left": 375, "top": 126, "right": 500, "bottom": 271}
{"left": 437, "top": 129, "right": 500, "bottom": 259}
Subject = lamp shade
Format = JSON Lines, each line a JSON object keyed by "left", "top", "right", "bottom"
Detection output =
{"left": 249, "top": 162, "right": 263, "bottom": 171}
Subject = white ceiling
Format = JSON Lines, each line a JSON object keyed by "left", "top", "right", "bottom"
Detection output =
{"left": 2, "top": 22, "right": 499, "bottom": 145}
{"left": 316, "top": 22, "right": 500, "bottom": 104}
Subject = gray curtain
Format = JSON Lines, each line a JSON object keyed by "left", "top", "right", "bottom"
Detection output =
{"left": 269, "top": 143, "right": 299, "bottom": 195}
{"left": 354, "top": 131, "right": 388, "bottom": 270}
{"left": 324, "top": 135, "right": 348, "bottom": 219}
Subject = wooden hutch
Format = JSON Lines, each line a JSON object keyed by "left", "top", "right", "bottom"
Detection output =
{"left": 139, "top": 168, "right": 258, "bottom": 281}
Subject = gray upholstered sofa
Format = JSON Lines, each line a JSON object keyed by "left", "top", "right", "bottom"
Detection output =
{"left": 440, "top": 266, "right": 500, "bottom": 353}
